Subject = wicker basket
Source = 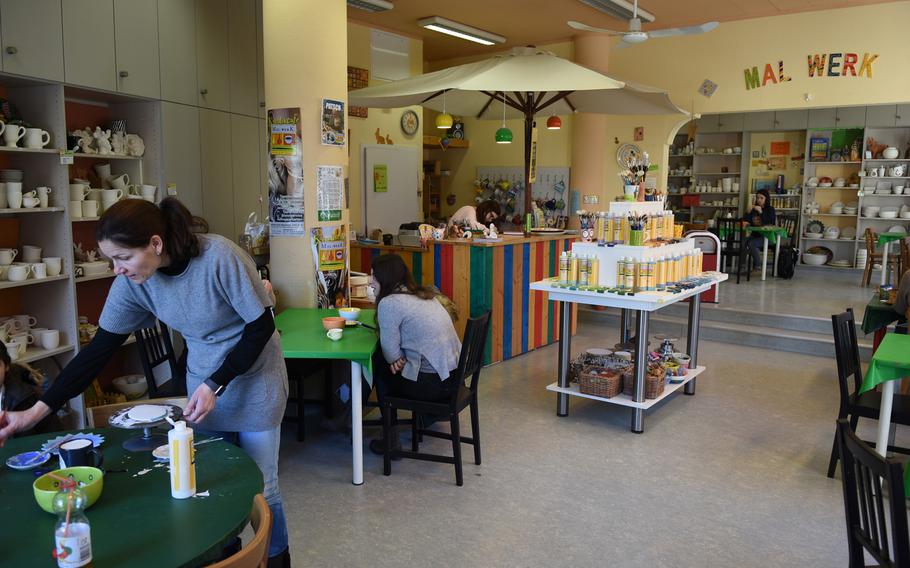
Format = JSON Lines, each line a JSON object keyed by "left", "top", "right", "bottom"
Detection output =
{"left": 622, "top": 364, "right": 667, "bottom": 399}
{"left": 578, "top": 367, "right": 623, "bottom": 398}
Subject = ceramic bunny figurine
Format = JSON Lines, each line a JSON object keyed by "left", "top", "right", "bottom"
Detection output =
{"left": 74, "top": 128, "right": 95, "bottom": 154}
{"left": 125, "top": 134, "right": 145, "bottom": 157}
{"left": 93, "top": 127, "right": 112, "bottom": 155}
{"left": 110, "top": 131, "right": 127, "bottom": 155}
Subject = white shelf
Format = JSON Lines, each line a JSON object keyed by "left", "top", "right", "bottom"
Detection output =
{"left": 19, "top": 345, "right": 75, "bottom": 364}
{"left": 695, "top": 173, "right": 740, "bottom": 176}
{"left": 859, "top": 176, "right": 910, "bottom": 180}
{"left": 864, "top": 159, "right": 910, "bottom": 162}
{"left": 807, "top": 161, "right": 862, "bottom": 165}
{"left": 0, "top": 146, "right": 63, "bottom": 155}
{"left": 685, "top": 191, "right": 737, "bottom": 195}
{"left": 860, "top": 217, "right": 910, "bottom": 221}
{"left": 802, "top": 237, "right": 857, "bottom": 242}
{"left": 71, "top": 217, "right": 100, "bottom": 223}
{"left": 74, "top": 271, "right": 114, "bottom": 283}
{"left": 860, "top": 194, "right": 910, "bottom": 198}
{"left": 808, "top": 186, "right": 860, "bottom": 190}
{"left": 810, "top": 213, "right": 857, "bottom": 217}
{"left": 72, "top": 152, "right": 141, "bottom": 161}
{"left": 0, "top": 207, "right": 65, "bottom": 215}
{"left": 696, "top": 153, "right": 741, "bottom": 156}
{"left": 0, "top": 274, "right": 69, "bottom": 290}
{"left": 546, "top": 366, "right": 706, "bottom": 410}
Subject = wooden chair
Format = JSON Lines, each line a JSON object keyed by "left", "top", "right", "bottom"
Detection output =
{"left": 134, "top": 320, "right": 186, "bottom": 398}
{"left": 777, "top": 214, "right": 798, "bottom": 246}
{"left": 379, "top": 311, "right": 491, "bottom": 486}
{"left": 862, "top": 228, "right": 901, "bottom": 287}
{"left": 900, "top": 237, "right": 909, "bottom": 280}
{"left": 86, "top": 397, "right": 187, "bottom": 427}
{"left": 827, "top": 309, "right": 910, "bottom": 478}
{"left": 837, "top": 420, "right": 910, "bottom": 567}
{"left": 209, "top": 494, "right": 273, "bottom": 568}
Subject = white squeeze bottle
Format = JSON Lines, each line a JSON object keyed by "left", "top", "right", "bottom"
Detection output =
{"left": 169, "top": 420, "right": 196, "bottom": 499}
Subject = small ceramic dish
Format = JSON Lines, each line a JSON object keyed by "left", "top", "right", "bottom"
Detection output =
{"left": 6, "top": 451, "right": 51, "bottom": 470}
{"left": 152, "top": 444, "right": 170, "bottom": 461}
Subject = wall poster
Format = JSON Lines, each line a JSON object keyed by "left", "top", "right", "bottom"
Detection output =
{"left": 373, "top": 163, "right": 388, "bottom": 192}
{"left": 316, "top": 165, "right": 344, "bottom": 222}
{"left": 321, "top": 99, "right": 346, "bottom": 146}
{"left": 267, "top": 107, "right": 305, "bottom": 236}
{"left": 311, "top": 225, "right": 348, "bottom": 308}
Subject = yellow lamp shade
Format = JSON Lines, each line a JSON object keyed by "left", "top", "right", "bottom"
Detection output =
{"left": 435, "top": 113, "right": 453, "bottom": 129}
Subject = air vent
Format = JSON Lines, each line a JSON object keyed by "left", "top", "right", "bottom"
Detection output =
{"left": 347, "top": 0, "right": 393, "bottom": 13}
{"left": 577, "top": 0, "right": 655, "bottom": 23}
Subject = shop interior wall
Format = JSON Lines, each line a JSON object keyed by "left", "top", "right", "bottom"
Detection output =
{"left": 347, "top": 21, "right": 423, "bottom": 233}
{"left": 745, "top": 130, "right": 807, "bottom": 195}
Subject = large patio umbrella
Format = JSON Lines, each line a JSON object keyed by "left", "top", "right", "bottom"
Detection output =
{"left": 349, "top": 46, "right": 687, "bottom": 213}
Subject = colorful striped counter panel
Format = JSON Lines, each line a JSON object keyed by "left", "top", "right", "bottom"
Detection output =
{"left": 351, "top": 234, "right": 578, "bottom": 365}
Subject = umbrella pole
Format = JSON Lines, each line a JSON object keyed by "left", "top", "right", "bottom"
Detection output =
{"left": 524, "top": 114, "right": 533, "bottom": 216}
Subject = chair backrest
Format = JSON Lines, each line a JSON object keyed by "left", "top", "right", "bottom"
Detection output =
{"left": 837, "top": 419, "right": 910, "bottom": 568}
{"left": 209, "top": 494, "right": 273, "bottom": 568}
{"left": 135, "top": 320, "right": 184, "bottom": 397}
{"left": 450, "top": 311, "right": 492, "bottom": 397}
{"left": 900, "top": 238, "right": 909, "bottom": 279}
{"left": 717, "top": 218, "right": 743, "bottom": 246}
{"left": 778, "top": 214, "right": 797, "bottom": 242}
{"left": 865, "top": 228, "right": 879, "bottom": 255}
{"left": 86, "top": 397, "right": 187, "bottom": 427}
{"left": 831, "top": 309, "right": 863, "bottom": 406}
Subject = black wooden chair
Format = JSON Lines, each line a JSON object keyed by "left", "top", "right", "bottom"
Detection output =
{"left": 716, "top": 218, "right": 751, "bottom": 284}
{"left": 777, "top": 214, "right": 798, "bottom": 246}
{"left": 134, "top": 320, "right": 187, "bottom": 398}
{"left": 380, "top": 310, "right": 491, "bottom": 486}
{"left": 837, "top": 419, "right": 910, "bottom": 567}
{"left": 827, "top": 309, "right": 910, "bottom": 478}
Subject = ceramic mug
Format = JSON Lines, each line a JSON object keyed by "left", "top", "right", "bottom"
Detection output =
{"left": 35, "top": 186, "right": 51, "bottom": 208}
{"left": 6, "top": 182, "right": 22, "bottom": 209}
{"left": 30, "top": 262, "right": 46, "bottom": 279}
{"left": 70, "top": 200, "right": 83, "bottom": 219}
{"left": 93, "top": 163, "right": 111, "bottom": 183}
{"left": 140, "top": 185, "right": 156, "bottom": 201}
{"left": 13, "top": 314, "right": 37, "bottom": 329}
{"left": 101, "top": 188, "right": 123, "bottom": 201}
{"left": 107, "top": 174, "right": 129, "bottom": 190}
{"left": 4, "top": 341, "right": 20, "bottom": 361}
{"left": 100, "top": 198, "right": 117, "bottom": 213}
{"left": 6, "top": 264, "right": 30, "bottom": 282}
{"left": 59, "top": 438, "right": 102, "bottom": 469}
{"left": 23, "top": 128, "right": 50, "bottom": 149}
{"left": 3, "top": 125, "right": 25, "bottom": 148}
{"left": 42, "top": 257, "right": 61, "bottom": 276}
{"left": 326, "top": 329, "right": 343, "bottom": 341}
{"left": 21, "top": 245, "right": 41, "bottom": 263}
{"left": 0, "top": 248, "right": 18, "bottom": 265}
{"left": 21, "top": 196, "right": 39, "bottom": 208}
{"left": 82, "top": 200, "right": 99, "bottom": 217}
{"left": 10, "top": 331, "right": 33, "bottom": 346}
{"left": 37, "top": 328, "right": 59, "bottom": 350}
{"left": 69, "top": 184, "right": 88, "bottom": 201}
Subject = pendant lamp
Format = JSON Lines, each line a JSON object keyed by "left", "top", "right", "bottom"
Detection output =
{"left": 495, "top": 92, "right": 512, "bottom": 144}
{"left": 435, "top": 89, "right": 453, "bottom": 129}
{"left": 546, "top": 114, "right": 562, "bottom": 130}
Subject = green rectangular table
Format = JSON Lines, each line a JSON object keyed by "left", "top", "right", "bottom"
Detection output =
{"left": 746, "top": 225, "right": 789, "bottom": 281}
{"left": 860, "top": 333, "right": 910, "bottom": 465}
{"left": 275, "top": 308, "right": 378, "bottom": 485}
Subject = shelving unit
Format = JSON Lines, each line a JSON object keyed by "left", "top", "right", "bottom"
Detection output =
{"left": 688, "top": 131, "right": 743, "bottom": 223}
{"left": 666, "top": 129, "right": 694, "bottom": 221}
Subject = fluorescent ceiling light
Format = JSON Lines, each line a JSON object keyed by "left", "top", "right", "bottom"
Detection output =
{"left": 577, "top": 0, "right": 655, "bottom": 23}
{"left": 347, "top": 0, "right": 393, "bottom": 13}
{"left": 418, "top": 16, "right": 506, "bottom": 46}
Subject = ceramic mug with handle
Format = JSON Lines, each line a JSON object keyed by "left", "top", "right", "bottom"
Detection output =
{"left": 3, "top": 125, "right": 25, "bottom": 148}
{"left": 37, "top": 328, "right": 59, "bottom": 350}
{"left": 107, "top": 174, "right": 129, "bottom": 190}
{"left": 82, "top": 200, "right": 99, "bottom": 217}
{"left": 23, "top": 128, "right": 50, "bottom": 149}
{"left": 35, "top": 186, "right": 51, "bottom": 208}
{"left": 0, "top": 248, "right": 18, "bottom": 265}
{"left": 42, "top": 257, "right": 62, "bottom": 276}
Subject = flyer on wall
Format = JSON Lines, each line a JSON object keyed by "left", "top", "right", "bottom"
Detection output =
{"left": 316, "top": 165, "right": 344, "bottom": 222}
{"left": 321, "top": 99, "right": 346, "bottom": 147}
{"left": 267, "top": 107, "right": 305, "bottom": 236}
{"left": 311, "top": 224, "right": 348, "bottom": 308}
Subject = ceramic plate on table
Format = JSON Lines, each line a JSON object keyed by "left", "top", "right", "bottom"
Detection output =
{"left": 127, "top": 404, "right": 169, "bottom": 423}
{"left": 6, "top": 451, "right": 51, "bottom": 470}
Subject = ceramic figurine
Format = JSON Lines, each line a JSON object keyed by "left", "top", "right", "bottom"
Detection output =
{"left": 125, "top": 134, "right": 145, "bottom": 157}
{"left": 110, "top": 131, "right": 127, "bottom": 155}
{"left": 73, "top": 128, "right": 95, "bottom": 154}
{"left": 93, "top": 127, "right": 112, "bottom": 155}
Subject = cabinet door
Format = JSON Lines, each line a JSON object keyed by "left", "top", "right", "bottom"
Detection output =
{"left": 161, "top": 102, "right": 203, "bottom": 216}
{"left": 114, "top": 0, "right": 160, "bottom": 98}
{"left": 897, "top": 104, "right": 910, "bottom": 128}
{"left": 773, "top": 110, "right": 808, "bottom": 131}
{"left": 228, "top": 0, "right": 258, "bottom": 116}
{"left": 196, "top": 0, "right": 231, "bottom": 111}
{"left": 743, "top": 111, "right": 774, "bottom": 131}
{"left": 807, "top": 107, "right": 836, "bottom": 128}
{"left": 1, "top": 0, "right": 64, "bottom": 81}
{"left": 835, "top": 106, "right": 866, "bottom": 128}
{"left": 231, "top": 114, "right": 262, "bottom": 236}
{"left": 63, "top": 0, "right": 116, "bottom": 90}
{"left": 199, "top": 109, "right": 235, "bottom": 237}
{"left": 697, "top": 114, "right": 720, "bottom": 132}
{"left": 717, "top": 113, "right": 744, "bottom": 132}
{"left": 865, "top": 105, "right": 897, "bottom": 128}
{"left": 158, "top": 0, "right": 197, "bottom": 105}
{"left": 256, "top": 0, "right": 265, "bottom": 118}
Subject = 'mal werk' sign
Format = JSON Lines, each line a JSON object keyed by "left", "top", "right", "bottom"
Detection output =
{"left": 744, "top": 52, "right": 879, "bottom": 90}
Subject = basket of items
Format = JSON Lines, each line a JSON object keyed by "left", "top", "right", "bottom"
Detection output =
{"left": 622, "top": 361, "right": 667, "bottom": 399}
{"left": 578, "top": 366, "right": 624, "bottom": 398}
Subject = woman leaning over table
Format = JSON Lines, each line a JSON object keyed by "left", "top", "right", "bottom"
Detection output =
{"left": 0, "top": 198, "right": 291, "bottom": 568}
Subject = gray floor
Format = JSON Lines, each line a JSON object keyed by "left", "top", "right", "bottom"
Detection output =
{"left": 275, "top": 320, "right": 885, "bottom": 567}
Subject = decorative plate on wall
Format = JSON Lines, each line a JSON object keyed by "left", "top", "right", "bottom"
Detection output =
{"left": 616, "top": 143, "right": 641, "bottom": 167}
{"left": 400, "top": 110, "right": 419, "bottom": 136}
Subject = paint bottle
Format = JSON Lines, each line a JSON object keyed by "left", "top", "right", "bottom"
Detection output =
{"left": 595, "top": 213, "right": 605, "bottom": 242}
{"left": 169, "top": 420, "right": 196, "bottom": 499}
{"left": 569, "top": 252, "right": 579, "bottom": 286}
{"left": 623, "top": 258, "right": 634, "bottom": 291}
{"left": 621, "top": 216, "right": 629, "bottom": 244}
{"left": 589, "top": 255, "right": 600, "bottom": 287}
{"left": 656, "top": 256, "right": 666, "bottom": 289}
{"left": 696, "top": 249, "right": 704, "bottom": 274}
{"left": 605, "top": 214, "right": 614, "bottom": 242}
{"left": 612, "top": 215, "right": 622, "bottom": 243}
{"left": 53, "top": 487, "right": 92, "bottom": 568}
{"left": 559, "top": 251, "right": 569, "bottom": 284}
{"left": 579, "top": 255, "right": 589, "bottom": 287}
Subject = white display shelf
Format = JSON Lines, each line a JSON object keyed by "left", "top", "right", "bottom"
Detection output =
{"left": 0, "top": 207, "right": 65, "bottom": 215}
{"left": 859, "top": 176, "right": 910, "bottom": 180}
{"left": 71, "top": 217, "right": 100, "bottom": 222}
{"left": 802, "top": 237, "right": 857, "bottom": 242}
{"left": 0, "top": 146, "right": 62, "bottom": 155}
{"left": 860, "top": 217, "right": 910, "bottom": 221}
{"left": 73, "top": 152, "right": 141, "bottom": 161}
{"left": 696, "top": 153, "right": 741, "bottom": 156}
{"left": 860, "top": 194, "right": 910, "bottom": 198}
{"left": 808, "top": 187, "right": 860, "bottom": 190}
{"left": 686, "top": 191, "right": 737, "bottom": 195}
{"left": 807, "top": 161, "right": 862, "bottom": 165}
{"left": 864, "top": 158, "right": 910, "bottom": 162}
{"left": 810, "top": 213, "right": 858, "bottom": 217}
{"left": 547, "top": 366, "right": 706, "bottom": 410}
{"left": 74, "top": 271, "right": 114, "bottom": 283}
{"left": 0, "top": 274, "right": 69, "bottom": 290}
{"left": 19, "top": 344, "right": 75, "bottom": 364}
{"left": 695, "top": 172, "right": 741, "bottom": 176}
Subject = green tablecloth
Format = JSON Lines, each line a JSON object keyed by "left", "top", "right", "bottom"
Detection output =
{"left": 746, "top": 225, "right": 789, "bottom": 242}
{"left": 275, "top": 308, "right": 378, "bottom": 378}
{"left": 0, "top": 427, "right": 262, "bottom": 568}
{"left": 861, "top": 294, "right": 903, "bottom": 335}
{"left": 877, "top": 232, "right": 907, "bottom": 247}
{"left": 861, "top": 333, "right": 910, "bottom": 393}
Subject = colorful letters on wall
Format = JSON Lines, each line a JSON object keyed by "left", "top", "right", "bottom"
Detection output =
{"left": 743, "top": 52, "right": 879, "bottom": 90}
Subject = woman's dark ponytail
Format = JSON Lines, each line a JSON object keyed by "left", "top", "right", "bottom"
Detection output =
{"left": 97, "top": 197, "right": 209, "bottom": 263}
{"left": 158, "top": 197, "right": 208, "bottom": 261}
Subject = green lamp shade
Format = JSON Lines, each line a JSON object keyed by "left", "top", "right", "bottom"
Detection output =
{"left": 495, "top": 127, "right": 513, "bottom": 144}
{"left": 435, "top": 113, "right": 453, "bottom": 129}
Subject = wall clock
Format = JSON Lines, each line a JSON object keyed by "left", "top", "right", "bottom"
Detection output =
{"left": 616, "top": 143, "right": 641, "bottom": 167}
{"left": 400, "top": 110, "right": 419, "bottom": 136}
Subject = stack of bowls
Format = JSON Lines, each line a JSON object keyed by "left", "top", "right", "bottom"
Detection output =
{"left": 881, "top": 207, "right": 899, "bottom": 219}
{"left": 864, "top": 206, "right": 881, "bottom": 218}
{"left": 856, "top": 249, "right": 868, "bottom": 269}
{"left": 0, "top": 169, "right": 23, "bottom": 183}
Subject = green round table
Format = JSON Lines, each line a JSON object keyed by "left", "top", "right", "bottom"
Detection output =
{"left": 0, "top": 427, "right": 262, "bottom": 567}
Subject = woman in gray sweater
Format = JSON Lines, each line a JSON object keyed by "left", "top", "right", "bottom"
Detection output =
{"left": 369, "top": 254, "right": 461, "bottom": 454}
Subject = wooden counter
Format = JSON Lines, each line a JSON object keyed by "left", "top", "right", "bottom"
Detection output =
{"left": 351, "top": 234, "right": 578, "bottom": 365}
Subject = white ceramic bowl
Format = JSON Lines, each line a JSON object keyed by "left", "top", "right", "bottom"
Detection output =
{"left": 77, "top": 261, "right": 110, "bottom": 275}
{"left": 884, "top": 147, "right": 900, "bottom": 159}
{"left": 338, "top": 307, "right": 361, "bottom": 322}
{"left": 864, "top": 206, "right": 881, "bottom": 218}
{"left": 830, "top": 206, "right": 844, "bottom": 215}
{"left": 803, "top": 253, "right": 828, "bottom": 266}
{"left": 880, "top": 211, "right": 899, "bottom": 219}
{"left": 901, "top": 212, "right": 910, "bottom": 219}
{"left": 112, "top": 374, "right": 147, "bottom": 400}
{"left": 804, "top": 232, "right": 823, "bottom": 239}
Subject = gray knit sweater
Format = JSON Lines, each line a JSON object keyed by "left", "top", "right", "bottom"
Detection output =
{"left": 377, "top": 293, "right": 462, "bottom": 381}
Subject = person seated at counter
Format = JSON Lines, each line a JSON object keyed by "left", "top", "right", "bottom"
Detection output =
{"left": 743, "top": 189, "right": 776, "bottom": 271}
{"left": 447, "top": 200, "right": 501, "bottom": 232}
{"left": 367, "top": 253, "right": 462, "bottom": 455}
{"left": 0, "top": 342, "right": 62, "bottom": 437}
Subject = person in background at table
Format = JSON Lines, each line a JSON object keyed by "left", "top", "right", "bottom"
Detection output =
{"left": 447, "top": 200, "right": 501, "bottom": 233}
{"left": 894, "top": 265, "right": 910, "bottom": 324}
{"left": 367, "top": 254, "right": 462, "bottom": 455}
{"left": 0, "top": 198, "right": 291, "bottom": 568}
{"left": 0, "top": 342, "right": 62, "bottom": 437}
{"left": 743, "top": 188, "right": 776, "bottom": 272}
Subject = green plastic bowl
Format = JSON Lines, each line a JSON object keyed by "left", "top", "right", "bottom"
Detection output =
{"left": 33, "top": 466, "right": 104, "bottom": 513}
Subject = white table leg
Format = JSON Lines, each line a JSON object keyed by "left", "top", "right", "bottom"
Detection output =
{"left": 875, "top": 379, "right": 895, "bottom": 457}
{"left": 881, "top": 242, "right": 891, "bottom": 286}
{"left": 761, "top": 236, "right": 769, "bottom": 281}
{"left": 773, "top": 236, "right": 781, "bottom": 278}
{"left": 351, "top": 360, "right": 364, "bottom": 485}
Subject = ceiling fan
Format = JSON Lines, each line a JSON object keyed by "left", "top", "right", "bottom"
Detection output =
{"left": 568, "top": 0, "right": 718, "bottom": 48}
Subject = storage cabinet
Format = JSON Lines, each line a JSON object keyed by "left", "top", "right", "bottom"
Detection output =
{"left": 195, "top": 0, "right": 231, "bottom": 112}
{"left": 63, "top": 0, "right": 116, "bottom": 91}
{"left": 895, "top": 105, "right": 910, "bottom": 128}
{"left": 743, "top": 112, "right": 774, "bottom": 132}
{"left": 230, "top": 114, "right": 262, "bottom": 236}
{"left": 835, "top": 106, "right": 866, "bottom": 128}
{"left": 773, "top": 110, "right": 808, "bottom": 131}
{"left": 199, "top": 109, "right": 235, "bottom": 237}
{"left": 716, "top": 113, "right": 744, "bottom": 132}
{"left": 158, "top": 0, "right": 198, "bottom": 105}
{"left": 1, "top": 0, "right": 64, "bottom": 81}
{"left": 113, "top": 0, "right": 160, "bottom": 98}
{"left": 228, "top": 0, "right": 259, "bottom": 116}
{"left": 808, "top": 108, "right": 836, "bottom": 128}
{"left": 161, "top": 102, "right": 204, "bottom": 216}
{"left": 865, "top": 105, "right": 897, "bottom": 127}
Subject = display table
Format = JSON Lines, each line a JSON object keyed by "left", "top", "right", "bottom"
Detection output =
{"left": 746, "top": 225, "right": 788, "bottom": 281}
{"left": 861, "top": 294, "right": 903, "bottom": 352}
{"left": 877, "top": 231, "right": 905, "bottom": 286}
{"left": 276, "top": 308, "right": 378, "bottom": 485}
{"left": 0, "top": 427, "right": 262, "bottom": 568}
{"left": 530, "top": 272, "right": 728, "bottom": 432}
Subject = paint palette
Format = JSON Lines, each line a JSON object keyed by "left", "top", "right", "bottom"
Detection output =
{"left": 5, "top": 451, "right": 51, "bottom": 470}
{"left": 127, "top": 404, "right": 169, "bottom": 423}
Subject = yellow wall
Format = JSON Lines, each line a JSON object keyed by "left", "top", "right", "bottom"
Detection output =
{"left": 347, "top": 21, "right": 424, "bottom": 233}
{"left": 606, "top": 2, "right": 910, "bottom": 115}
{"left": 746, "top": 130, "right": 807, "bottom": 192}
